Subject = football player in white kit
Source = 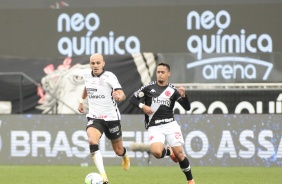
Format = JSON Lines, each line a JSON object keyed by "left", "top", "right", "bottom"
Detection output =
{"left": 129, "top": 63, "right": 195, "bottom": 184}
{"left": 78, "top": 54, "right": 130, "bottom": 184}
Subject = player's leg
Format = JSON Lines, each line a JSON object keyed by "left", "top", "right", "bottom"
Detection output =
{"left": 167, "top": 144, "right": 178, "bottom": 162}
{"left": 106, "top": 121, "right": 130, "bottom": 171}
{"left": 171, "top": 146, "right": 195, "bottom": 183}
{"left": 166, "top": 121, "right": 195, "bottom": 184}
{"left": 148, "top": 125, "right": 170, "bottom": 159}
{"left": 111, "top": 137, "right": 130, "bottom": 171}
{"left": 86, "top": 119, "right": 108, "bottom": 184}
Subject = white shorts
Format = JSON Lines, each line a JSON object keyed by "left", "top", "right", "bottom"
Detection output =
{"left": 148, "top": 120, "right": 184, "bottom": 147}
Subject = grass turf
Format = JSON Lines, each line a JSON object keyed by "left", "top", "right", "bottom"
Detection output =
{"left": 0, "top": 165, "right": 281, "bottom": 184}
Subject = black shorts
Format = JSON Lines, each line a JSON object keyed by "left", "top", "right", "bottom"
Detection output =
{"left": 86, "top": 118, "right": 122, "bottom": 140}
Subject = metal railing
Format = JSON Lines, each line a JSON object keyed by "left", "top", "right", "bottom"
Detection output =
{"left": 0, "top": 72, "right": 77, "bottom": 114}
{"left": 0, "top": 72, "right": 39, "bottom": 113}
{"left": 174, "top": 83, "right": 282, "bottom": 91}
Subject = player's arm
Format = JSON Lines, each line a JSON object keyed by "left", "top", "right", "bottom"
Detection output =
{"left": 78, "top": 86, "right": 87, "bottom": 113}
{"left": 177, "top": 86, "right": 191, "bottom": 111}
{"left": 129, "top": 93, "right": 141, "bottom": 108}
{"left": 113, "top": 89, "right": 126, "bottom": 102}
{"left": 177, "top": 94, "right": 191, "bottom": 111}
{"left": 109, "top": 73, "right": 126, "bottom": 102}
{"left": 81, "top": 86, "right": 87, "bottom": 99}
{"left": 130, "top": 91, "right": 154, "bottom": 114}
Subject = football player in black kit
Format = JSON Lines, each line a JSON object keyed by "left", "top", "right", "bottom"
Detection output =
{"left": 129, "top": 63, "right": 196, "bottom": 184}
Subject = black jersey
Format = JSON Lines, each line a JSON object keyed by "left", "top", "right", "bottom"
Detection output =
{"left": 129, "top": 81, "right": 190, "bottom": 128}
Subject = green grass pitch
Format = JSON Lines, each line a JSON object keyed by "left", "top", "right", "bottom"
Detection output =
{"left": 0, "top": 165, "right": 281, "bottom": 184}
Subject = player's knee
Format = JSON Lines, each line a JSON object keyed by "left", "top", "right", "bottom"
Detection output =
{"left": 176, "top": 151, "right": 187, "bottom": 162}
{"left": 172, "top": 147, "right": 185, "bottom": 160}
{"left": 89, "top": 144, "right": 99, "bottom": 153}
{"left": 176, "top": 154, "right": 185, "bottom": 161}
{"left": 151, "top": 150, "right": 163, "bottom": 159}
{"left": 88, "top": 136, "right": 99, "bottom": 144}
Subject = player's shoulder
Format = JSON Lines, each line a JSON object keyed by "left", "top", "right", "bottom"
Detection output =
{"left": 83, "top": 68, "right": 92, "bottom": 78}
{"left": 103, "top": 70, "right": 112, "bottom": 75}
{"left": 168, "top": 83, "right": 178, "bottom": 90}
{"left": 143, "top": 81, "right": 157, "bottom": 89}
{"left": 135, "top": 81, "right": 156, "bottom": 93}
{"left": 102, "top": 71, "right": 117, "bottom": 78}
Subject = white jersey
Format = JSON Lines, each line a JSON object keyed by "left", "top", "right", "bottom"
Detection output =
{"left": 83, "top": 69, "right": 122, "bottom": 121}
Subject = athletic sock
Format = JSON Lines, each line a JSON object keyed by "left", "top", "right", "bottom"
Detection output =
{"left": 179, "top": 157, "right": 193, "bottom": 181}
{"left": 166, "top": 148, "right": 171, "bottom": 156}
{"left": 91, "top": 150, "right": 106, "bottom": 174}
{"left": 121, "top": 147, "right": 127, "bottom": 157}
{"left": 160, "top": 148, "right": 168, "bottom": 158}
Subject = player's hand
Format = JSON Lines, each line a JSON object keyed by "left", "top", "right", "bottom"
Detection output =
{"left": 112, "top": 91, "right": 120, "bottom": 101}
{"left": 112, "top": 90, "right": 125, "bottom": 102}
{"left": 78, "top": 103, "right": 84, "bottom": 113}
{"left": 142, "top": 105, "right": 154, "bottom": 115}
{"left": 177, "top": 86, "right": 186, "bottom": 97}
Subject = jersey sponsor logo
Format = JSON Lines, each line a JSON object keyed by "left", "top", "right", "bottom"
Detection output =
{"left": 152, "top": 97, "right": 171, "bottom": 107}
{"left": 89, "top": 94, "right": 105, "bottom": 99}
{"left": 93, "top": 115, "right": 107, "bottom": 119}
{"left": 155, "top": 118, "right": 174, "bottom": 124}
{"left": 86, "top": 88, "right": 97, "bottom": 92}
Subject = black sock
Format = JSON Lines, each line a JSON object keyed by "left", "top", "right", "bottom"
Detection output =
{"left": 166, "top": 148, "right": 171, "bottom": 156}
{"left": 179, "top": 157, "right": 193, "bottom": 181}
{"left": 121, "top": 147, "right": 126, "bottom": 157}
{"left": 160, "top": 148, "right": 167, "bottom": 158}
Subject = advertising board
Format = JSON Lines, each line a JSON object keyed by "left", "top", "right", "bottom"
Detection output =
{"left": 0, "top": 114, "right": 281, "bottom": 166}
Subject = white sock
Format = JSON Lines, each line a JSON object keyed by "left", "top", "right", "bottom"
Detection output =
{"left": 91, "top": 150, "right": 106, "bottom": 174}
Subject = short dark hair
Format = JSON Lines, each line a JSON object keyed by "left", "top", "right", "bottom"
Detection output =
{"left": 158, "top": 63, "right": 170, "bottom": 71}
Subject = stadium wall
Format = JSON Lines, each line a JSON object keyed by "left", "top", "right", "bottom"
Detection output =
{"left": 0, "top": 4, "right": 281, "bottom": 58}
{"left": 0, "top": 114, "right": 281, "bottom": 166}
{"left": 1, "top": 3, "right": 282, "bottom": 115}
